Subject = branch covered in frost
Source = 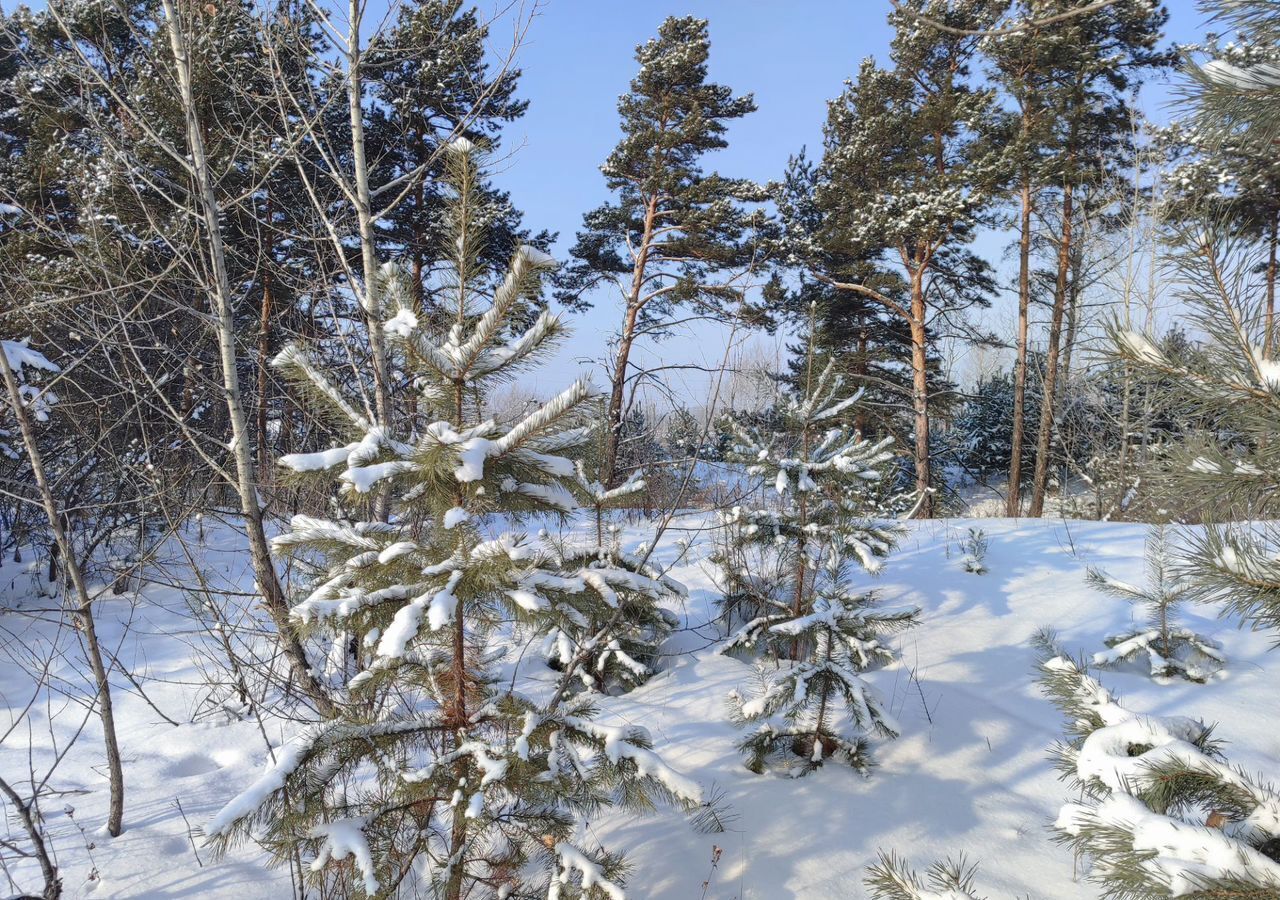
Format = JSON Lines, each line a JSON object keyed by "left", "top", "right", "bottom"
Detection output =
{"left": 1037, "top": 635, "right": 1280, "bottom": 898}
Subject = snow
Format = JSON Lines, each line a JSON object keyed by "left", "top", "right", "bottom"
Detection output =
{"left": 423, "top": 421, "right": 500, "bottom": 482}
{"left": 376, "top": 569, "right": 464, "bottom": 656}
{"left": 517, "top": 244, "right": 557, "bottom": 268}
{"left": 206, "top": 724, "right": 319, "bottom": 838}
{"left": 1202, "top": 58, "right": 1280, "bottom": 90}
{"left": 517, "top": 480, "right": 578, "bottom": 511}
{"left": 4, "top": 517, "right": 1280, "bottom": 898}
{"left": 382, "top": 307, "right": 418, "bottom": 338}
{"left": 2, "top": 339, "right": 59, "bottom": 379}
{"left": 446, "top": 136, "right": 476, "bottom": 154}
{"left": 1118, "top": 330, "right": 1165, "bottom": 366}
{"left": 551, "top": 842, "right": 624, "bottom": 900}
{"left": 310, "top": 818, "right": 379, "bottom": 896}
{"left": 1057, "top": 793, "right": 1280, "bottom": 895}
{"left": 1257, "top": 358, "right": 1280, "bottom": 392}
{"left": 279, "top": 442, "right": 356, "bottom": 472}
{"left": 341, "top": 459, "right": 417, "bottom": 493}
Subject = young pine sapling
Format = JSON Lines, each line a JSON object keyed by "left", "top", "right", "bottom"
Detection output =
{"left": 1087, "top": 528, "right": 1224, "bottom": 683}
{"left": 716, "top": 344, "right": 918, "bottom": 776}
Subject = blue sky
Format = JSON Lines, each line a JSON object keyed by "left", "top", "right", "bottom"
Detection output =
{"left": 485, "top": 0, "right": 1208, "bottom": 397}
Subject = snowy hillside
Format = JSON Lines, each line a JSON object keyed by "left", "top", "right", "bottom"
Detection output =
{"left": 2, "top": 516, "right": 1273, "bottom": 899}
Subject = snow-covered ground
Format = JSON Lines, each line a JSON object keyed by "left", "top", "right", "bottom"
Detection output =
{"left": 2, "top": 516, "right": 1275, "bottom": 898}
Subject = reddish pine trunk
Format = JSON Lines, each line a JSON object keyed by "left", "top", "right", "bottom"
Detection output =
{"left": 908, "top": 274, "right": 933, "bottom": 518}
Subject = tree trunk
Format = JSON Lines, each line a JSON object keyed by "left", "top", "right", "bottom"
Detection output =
{"left": 603, "top": 305, "right": 639, "bottom": 490}
{"left": 791, "top": 440, "right": 810, "bottom": 661}
{"left": 256, "top": 265, "right": 273, "bottom": 483}
{"left": 1029, "top": 180, "right": 1075, "bottom": 517}
{"left": 345, "top": 0, "right": 392, "bottom": 436}
{"left": 603, "top": 197, "right": 659, "bottom": 489}
{"left": 444, "top": 596, "right": 469, "bottom": 900}
{"left": 445, "top": 378, "right": 470, "bottom": 900}
{"left": 0, "top": 352, "right": 125, "bottom": 838}
{"left": 0, "top": 776, "right": 61, "bottom": 898}
{"left": 161, "top": 0, "right": 335, "bottom": 717}
{"left": 854, "top": 326, "right": 869, "bottom": 435}
{"left": 1060, "top": 211, "right": 1086, "bottom": 393}
{"left": 412, "top": 125, "right": 427, "bottom": 314}
{"left": 908, "top": 276, "right": 933, "bottom": 518}
{"left": 1007, "top": 176, "right": 1033, "bottom": 517}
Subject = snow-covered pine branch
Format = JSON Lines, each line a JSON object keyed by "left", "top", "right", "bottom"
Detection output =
{"left": 1036, "top": 636, "right": 1280, "bottom": 898}
{"left": 864, "top": 851, "right": 985, "bottom": 900}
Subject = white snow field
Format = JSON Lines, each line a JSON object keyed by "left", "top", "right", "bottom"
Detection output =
{"left": 2, "top": 516, "right": 1276, "bottom": 899}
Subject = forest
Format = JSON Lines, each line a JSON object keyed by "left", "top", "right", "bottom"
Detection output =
{"left": 3, "top": 0, "right": 1280, "bottom": 897}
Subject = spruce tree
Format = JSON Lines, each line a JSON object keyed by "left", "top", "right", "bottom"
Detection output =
{"left": 555, "top": 15, "right": 768, "bottom": 489}
{"left": 715, "top": 332, "right": 919, "bottom": 775}
{"left": 799, "top": 0, "right": 1006, "bottom": 516}
{"left": 207, "top": 140, "right": 700, "bottom": 900}
{"left": 948, "top": 368, "right": 1042, "bottom": 482}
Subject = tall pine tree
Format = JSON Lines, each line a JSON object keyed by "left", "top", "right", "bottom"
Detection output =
{"left": 555, "top": 15, "right": 768, "bottom": 489}
{"left": 799, "top": 0, "right": 1006, "bottom": 517}
{"left": 1019, "top": 0, "right": 1170, "bottom": 515}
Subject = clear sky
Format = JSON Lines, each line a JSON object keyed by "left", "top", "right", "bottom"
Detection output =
{"left": 483, "top": 0, "right": 1208, "bottom": 400}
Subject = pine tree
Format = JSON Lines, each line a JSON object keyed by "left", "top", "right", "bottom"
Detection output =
{"left": 772, "top": 151, "right": 932, "bottom": 443}
{"left": 1104, "top": 0, "right": 1280, "bottom": 636}
{"left": 366, "top": 0, "right": 549, "bottom": 320}
{"left": 799, "top": 0, "right": 1006, "bottom": 517}
{"left": 1086, "top": 528, "right": 1224, "bottom": 683}
{"left": 1039, "top": 9, "right": 1280, "bottom": 894}
{"left": 1110, "top": 232, "right": 1280, "bottom": 635}
{"left": 1186, "top": 1, "right": 1280, "bottom": 152}
{"left": 207, "top": 140, "right": 700, "bottom": 900}
{"left": 536, "top": 462, "right": 683, "bottom": 696}
{"left": 1165, "top": 17, "right": 1280, "bottom": 357}
{"left": 1018, "top": 0, "right": 1170, "bottom": 516}
{"left": 715, "top": 333, "right": 919, "bottom": 776}
{"left": 960, "top": 528, "right": 988, "bottom": 575}
{"left": 864, "top": 852, "right": 985, "bottom": 900}
{"left": 983, "top": 1, "right": 1060, "bottom": 517}
{"left": 555, "top": 15, "right": 768, "bottom": 489}
{"left": 1037, "top": 635, "right": 1280, "bottom": 898}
